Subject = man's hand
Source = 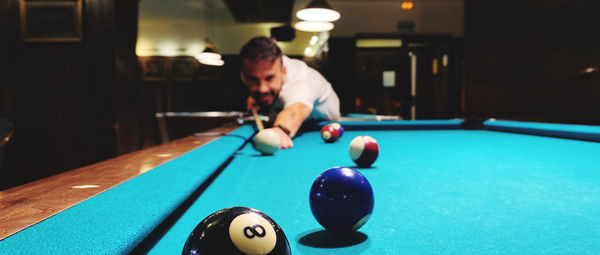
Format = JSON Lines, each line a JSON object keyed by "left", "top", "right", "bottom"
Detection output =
{"left": 272, "top": 102, "right": 311, "bottom": 150}
{"left": 269, "top": 127, "right": 293, "bottom": 149}
{"left": 247, "top": 96, "right": 259, "bottom": 111}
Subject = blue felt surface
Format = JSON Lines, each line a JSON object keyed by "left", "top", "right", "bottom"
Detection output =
{"left": 148, "top": 127, "right": 600, "bottom": 254}
{"left": 346, "top": 113, "right": 379, "bottom": 118}
{"left": 0, "top": 125, "right": 255, "bottom": 254}
{"left": 485, "top": 119, "right": 600, "bottom": 142}
{"left": 5, "top": 121, "right": 600, "bottom": 254}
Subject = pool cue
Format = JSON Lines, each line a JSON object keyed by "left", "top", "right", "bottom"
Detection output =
{"left": 251, "top": 108, "right": 264, "bottom": 131}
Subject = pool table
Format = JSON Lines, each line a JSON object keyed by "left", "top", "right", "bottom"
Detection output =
{"left": 2, "top": 119, "right": 600, "bottom": 254}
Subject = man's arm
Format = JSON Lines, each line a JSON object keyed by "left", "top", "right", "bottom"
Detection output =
{"left": 271, "top": 102, "right": 311, "bottom": 149}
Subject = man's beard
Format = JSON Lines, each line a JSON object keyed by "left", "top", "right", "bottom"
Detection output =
{"left": 252, "top": 91, "right": 278, "bottom": 108}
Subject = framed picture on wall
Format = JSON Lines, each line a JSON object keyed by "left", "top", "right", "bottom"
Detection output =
{"left": 170, "top": 58, "right": 195, "bottom": 81}
{"left": 20, "top": 0, "right": 83, "bottom": 42}
{"left": 141, "top": 58, "right": 168, "bottom": 81}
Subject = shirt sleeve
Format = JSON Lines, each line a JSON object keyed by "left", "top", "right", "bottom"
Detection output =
{"left": 279, "top": 80, "right": 319, "bottom": 111}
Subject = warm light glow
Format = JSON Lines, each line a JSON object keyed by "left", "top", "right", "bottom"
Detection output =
{"left": 304, "top": 46, "right": 313, "bottom": 56}
{"left": 156, "top": 41, "right": 180, "bottom": 56}
{"left": 582, "top": 67, "right": 598, "bottom": 74}
{"left": 186, "top": 42, "right": 206, "bottom": 56}
{"left": 195, "top": 40, "right": 223, "bottom": 63}
{"left": 136, "top": 39, "right": 155, "bottom": 56}
{"left": 195, "top": 41, "right": 223, "bottom": 66}
{"left": 196, "top": 52, "right": 222, "bottom": 60}
{"left": 136, "top": 38, "right": 210, "bottom": 57}
{"left": 310, "top": 35, "right": 319, "bottom": 45}
{"left": 157, "top": 48, "right": 179, "bottom": 56}
{"left": 136, "top": 48, "right": 155, "bottom": 57}
{"left": 71, "top": 185, "right": 100, "bottom": 189}
{"left": 294, "top": 21, "right": 334, "bottom": 32}
{"left": 139, "top": 163, "right": 154, "bottom": 174}
{"left": 401, "top": 1, "right": 414, "bottom": 10}
{"left": 155, "top": 153, "right": 172, "bottom": 158}
{"left": 356, "top": 39, "right": 403, "bottom": 48}
{"left": 198, "top": 58, "right": 225, "bottom": 66}
{"left": 296, "top": 8, "right": 340, "bottom": 22}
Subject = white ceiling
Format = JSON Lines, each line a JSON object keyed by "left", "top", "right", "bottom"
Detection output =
{"left": 136, "top": 0, "right": 464, "bottom": 57}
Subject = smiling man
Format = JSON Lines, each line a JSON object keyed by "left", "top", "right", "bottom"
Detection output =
{"left": 240, "top": 36, "right": 340, "bottom": 149}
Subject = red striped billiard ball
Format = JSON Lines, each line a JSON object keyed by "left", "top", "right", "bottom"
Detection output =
{"left": 349, "top": 135, "right": 379, "bottom": 167}
{"left": 330, "top": 123, "right": 344, "bottom": 138}
{"left": 320, "top": 124, "right": 340, "bottom": 143}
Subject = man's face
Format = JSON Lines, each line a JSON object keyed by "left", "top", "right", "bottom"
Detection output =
{"left": 241, "top": 57, "right": 286, "bottom": 107}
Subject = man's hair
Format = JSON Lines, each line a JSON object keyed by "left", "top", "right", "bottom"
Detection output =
{"left": 240, "top": 36, "right": 282, "bottom": 63}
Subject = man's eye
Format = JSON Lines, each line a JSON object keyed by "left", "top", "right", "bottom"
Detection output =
{"left": 266, "top": 76, "right": 273, "bottom": 81}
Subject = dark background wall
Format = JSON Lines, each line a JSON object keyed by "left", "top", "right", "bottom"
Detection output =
{"left": 464, "top": 0, "right": 600, "bottom": 124}
{"left": 0, "top": 0, "right": 140, "bottom": 189}
{"left": 327, "top": 34, "right": 462, "bottom": 120}
{"left": 168, "top": 56, "right": 247, "bottom": 113}
{"left": 136, "top": 55, "right": 249, "bottom": 143}
{"left": 3, "top": 0, "right": 600, "bottom": 189}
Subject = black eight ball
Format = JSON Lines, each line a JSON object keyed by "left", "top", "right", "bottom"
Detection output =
{"left": 182, "top": 207, "right": 291, "bottom": 255}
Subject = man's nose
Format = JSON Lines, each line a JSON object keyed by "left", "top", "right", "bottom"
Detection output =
{"left": 257, "top": 81, "right": 270, "bottom": 93}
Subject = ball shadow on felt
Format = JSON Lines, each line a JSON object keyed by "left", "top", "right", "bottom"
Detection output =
{"left": 297, "top": 229, "right": 368, "bottom": 248}
{"left": 344, "top": 165, "right": 376, "bottom": 170}
{"left": 250, "top": 153, "right": 275, "bottom": 157}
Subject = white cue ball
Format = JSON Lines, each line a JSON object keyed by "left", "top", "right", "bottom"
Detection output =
{"left": 254, "top": 129, "right": 280, "bottom": 155}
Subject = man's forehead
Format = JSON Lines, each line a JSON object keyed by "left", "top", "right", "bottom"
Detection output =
{"left": 242, "top": 57, "right": 282, "bottom": 73}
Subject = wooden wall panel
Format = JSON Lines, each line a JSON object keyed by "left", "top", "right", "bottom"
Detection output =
{"left": 0, "top": 0, "right": 140, "bottom": 189}
{"left": 114, "top": 0, "right": 143, "bottom": 154}
{"left": 464, "top": 0, "right": 600, "bottom": 124}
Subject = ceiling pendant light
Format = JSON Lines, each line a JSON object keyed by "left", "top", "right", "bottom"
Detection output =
{"left": 294, "top": 21, "right": 334, "bottom": 32}
{"left": 195, "top": 39, "right": 224, "bottom": 66}
{"left": 296, "top": 0, "right": 340, "bottom": 22}
{"left": 195, "top": 1, "right": 223, "bottom": 67}
{"left": 198, "top": 58, "right": 225, "bottom": 66}
{"left": 197, "top": 40, "right": 221, "bottom": 60}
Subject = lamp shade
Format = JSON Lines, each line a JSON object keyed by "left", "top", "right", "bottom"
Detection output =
{"left": 198, "top": 58, "right": 224, "bottom": 66}
{"left": 294, "top": 21, "right": 334, "bottom": 32}
{"left": 296, "top": 0, "right": 340, "bottom": 22}
{"left": 195, "top": 40, "right": 224, "bottom": 66}
{"left": 197, "top": 52, "right": 221, "bottom": 60}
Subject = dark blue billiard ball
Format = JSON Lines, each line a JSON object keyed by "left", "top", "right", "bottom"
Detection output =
{"left": 182, "top": 207, "right": 291, "bottom": 255}
{"left": 309, "top": 167, "right": 374, "bottom": 233}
